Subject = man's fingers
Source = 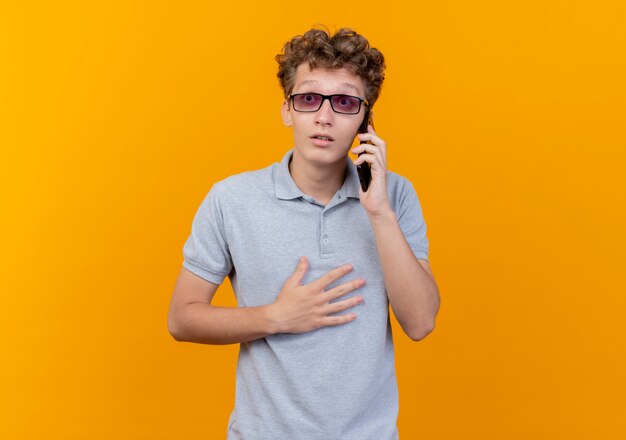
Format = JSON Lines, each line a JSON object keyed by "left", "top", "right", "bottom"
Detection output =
{"left": 289, "top": 256, "right": 308, "bottom": 287}
{"left": 325, "top": 278, "right": 365, "bottom": 301}
{"left": 322, "top": 313, "right": 357, "bottom": 327}
{"left": 313, "top": 264, "right": 353, "bottom": 290}
{"left": 325, "top": 295, "right": 364, "bottom": 315}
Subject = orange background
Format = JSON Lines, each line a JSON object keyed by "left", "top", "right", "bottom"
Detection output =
{"left": 1, "top": 1, "right": 625, "bottom": 438}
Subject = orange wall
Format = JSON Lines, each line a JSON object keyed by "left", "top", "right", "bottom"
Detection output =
{"left": 1, "top": 1, "right": 625, "bottom": 438}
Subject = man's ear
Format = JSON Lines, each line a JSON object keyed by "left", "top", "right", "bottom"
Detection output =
{"left": 281, "top": 100, "right": 292, "bottom": 127}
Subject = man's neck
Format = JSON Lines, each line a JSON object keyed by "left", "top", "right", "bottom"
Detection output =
{"left": 289, "top": 151, "right": 346, "bottom": 205}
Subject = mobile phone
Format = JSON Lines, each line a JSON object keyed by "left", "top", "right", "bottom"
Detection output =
{"left": 356, "top": 109, "right": 373, "bottom": 192}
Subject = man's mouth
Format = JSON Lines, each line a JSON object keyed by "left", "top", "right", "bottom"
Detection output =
{"left": 310, "top": 134, "right": 334, "bottom": 141}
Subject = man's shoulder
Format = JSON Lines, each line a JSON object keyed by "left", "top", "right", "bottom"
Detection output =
{"left": 209, "top": 160, "right": 279, "bottom": 201}
{"left": 384, "top": 169, "right": 426, "bottom": 215}
{"left": 386, "top": 169, "right": 415, "bottom": 194}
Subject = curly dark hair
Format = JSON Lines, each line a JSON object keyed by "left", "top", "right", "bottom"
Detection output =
{"left": 276, "top": 27, "right": 386, "bottom": 107}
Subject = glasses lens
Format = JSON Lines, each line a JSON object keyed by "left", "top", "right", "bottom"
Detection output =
{"left": 330, "top": 95, "right": 361, "bottom": 114}
{"left": 293, "top": 93, "right": 323, "bottom": 111}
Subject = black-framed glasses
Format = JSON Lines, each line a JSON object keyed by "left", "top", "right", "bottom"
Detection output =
{"left": 289, "top": 93, "right": 369, "bottom": 115}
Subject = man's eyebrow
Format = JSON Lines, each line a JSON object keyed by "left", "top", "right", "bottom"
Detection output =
{"left": 339, "top": 83, "right": 361, "bottom": 95}
{"left": 295, "top": 80, "right": 362, "bottom": 95}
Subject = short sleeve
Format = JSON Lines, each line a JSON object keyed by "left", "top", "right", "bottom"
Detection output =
{"left": 395, "top": 179, "right": 430, "bottom": 261}
{"left": 182, "top": 184, "right": 233, "bottom": 285}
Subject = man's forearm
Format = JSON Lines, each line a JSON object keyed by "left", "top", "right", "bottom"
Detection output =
{"left": 169, "top": 258, "right": 366, "bottom": 345}
{"left": 369, "top": 210, "right": 440, "bottom": 340}
{"left": 171, "top": 303, "right": 276, "bottom": 345}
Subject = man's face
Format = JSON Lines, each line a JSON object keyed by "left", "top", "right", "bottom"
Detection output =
{"left": 281, "top": 64, "right": 367, "bottom": 168}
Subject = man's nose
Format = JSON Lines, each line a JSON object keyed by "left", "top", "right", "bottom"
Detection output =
{"left": 314, "top": 98, "right": 334, "bottom": 125}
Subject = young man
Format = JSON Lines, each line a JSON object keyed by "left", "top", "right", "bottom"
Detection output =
{"left": 168, "top": 27, "right": 440, "bottom": 439}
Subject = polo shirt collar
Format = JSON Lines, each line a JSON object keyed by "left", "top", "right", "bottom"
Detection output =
{"left": 275, "top": 148, "right": 361, "bottom": 201}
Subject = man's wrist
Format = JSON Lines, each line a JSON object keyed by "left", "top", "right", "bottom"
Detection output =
{"left": 368, "top": 208, "right": 396, "bottom": 225}
{"left": 259, "top": 303, "right": 283, "bottom": 335}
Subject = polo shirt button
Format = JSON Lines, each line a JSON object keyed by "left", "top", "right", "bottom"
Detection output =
{"left": 323, "top": 236, "right": 329, "bottom": 243}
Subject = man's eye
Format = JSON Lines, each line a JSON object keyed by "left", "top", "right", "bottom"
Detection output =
{"left": 303, "top": 94, "right": 316, "bottom": 102}
{"left": 336, "top": 96, "right": 356, "bottom": 108}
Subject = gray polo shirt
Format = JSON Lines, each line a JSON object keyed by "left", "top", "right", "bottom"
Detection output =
{"left": 182, "top": 148, "right": 429, "bottom": 440}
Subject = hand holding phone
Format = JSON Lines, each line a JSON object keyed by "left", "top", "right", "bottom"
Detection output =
{"left": 356, "top": 109, "right": 373, "bottom": 192}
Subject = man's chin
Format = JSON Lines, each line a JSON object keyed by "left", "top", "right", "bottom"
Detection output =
{"left": 295, "top": 146, "right": 349, "bottom": 166}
